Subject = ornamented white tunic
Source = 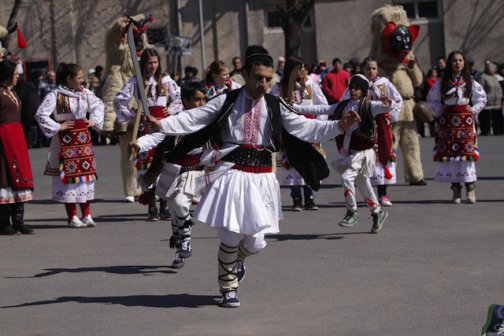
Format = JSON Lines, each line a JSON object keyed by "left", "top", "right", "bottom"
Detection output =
{"left": 36, "top": 86, "right": 104, "bottom": 202}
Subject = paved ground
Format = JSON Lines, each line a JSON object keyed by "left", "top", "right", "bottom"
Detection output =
{"left": 1, "top": 135, "right": 503, "bottom": 336}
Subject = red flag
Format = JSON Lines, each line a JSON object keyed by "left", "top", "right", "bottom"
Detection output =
{"left": 17, "top": 27, "right": 26, "bottom": 49}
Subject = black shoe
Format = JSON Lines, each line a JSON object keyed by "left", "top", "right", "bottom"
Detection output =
{"left": 236, "top": 259, "right": 246, "bottom": 283}
{"left": 292, "top": 198, "right": 302, "bottom": 211}
{"left": 219, "top": 291, "right": 240, "bottom": 308}
{"left": 179, "top": 241, "right": 192, "bottom": 258}
{"left": 409, "top": 179, "right": 427, "bottom": 186}
{"left": 171, "top": 251, "right": 185, "bottom": 269}
{"left": 14, "top": 224, "right": 34, "bottom": 235}
{"left": 159, "top": 211, "right": 171, "bottom": 220}
{"left": 305, "top": 198, "right": 319, "bottom": 210}
{"left": 0, "top": 225, "right": 18, "bottom": 235}
{"left": 147, "top": 207, "right": 159, "bottom": 221}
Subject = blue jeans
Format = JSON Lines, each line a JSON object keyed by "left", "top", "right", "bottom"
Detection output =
{"left": 290, "top": 185, "right": 314, "bottom": 200}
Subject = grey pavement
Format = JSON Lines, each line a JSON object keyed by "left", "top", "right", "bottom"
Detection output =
{"left": 1, "top": 136, "right": 503, "bottom": 336}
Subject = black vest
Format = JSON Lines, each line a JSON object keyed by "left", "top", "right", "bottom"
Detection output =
{"left": 141, "top": 89, "right": 329, "bottom": 190}
{"left": 332, "top": 96, "right": 375, "bottom": 150}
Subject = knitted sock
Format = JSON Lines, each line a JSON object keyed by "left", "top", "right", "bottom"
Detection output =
{"left": 218, "top": 243, "right": 239, "bottom": 293}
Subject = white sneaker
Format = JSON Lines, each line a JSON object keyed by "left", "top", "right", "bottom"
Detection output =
{"left": 82, "top": 215, "right": 96, "bottom": 227}
{"left": 125, "top": 196, "right": 135, "bottom": 203}
{"left": 68, "top": 216, "right": 86, "bottom": 228}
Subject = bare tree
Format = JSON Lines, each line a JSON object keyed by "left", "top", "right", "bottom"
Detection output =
{"left": 3, "top": 0, "right": 23, "bottom": 49}
{"left": 278, "top": 0, "right": 314, "bottom": 59}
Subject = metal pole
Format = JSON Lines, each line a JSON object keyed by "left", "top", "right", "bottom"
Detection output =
{"left": 176, "top": 0, "right": 184, "bottom": 74}
{"left": 198, "top": 0, "right": 206, "bottom": 75}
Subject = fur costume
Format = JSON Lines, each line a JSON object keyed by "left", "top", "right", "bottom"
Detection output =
{"left": 370, "top": 5, "right": 425, "bottom": 183}
{"left": 102, "top": 15, "right": 150, "bottom": 198}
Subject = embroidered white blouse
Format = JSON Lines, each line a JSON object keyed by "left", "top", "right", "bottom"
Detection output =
{"left": 157, "top": 88, "right": 344, "bottom": 147}
{"left": 114, "top": 74, "right": 183, "bottom": 123}
{"left": 35, "top": 86, "right": 104, "bottom": 138}
{"left": 427, "top": 78, "right": 487, "bottom": 118}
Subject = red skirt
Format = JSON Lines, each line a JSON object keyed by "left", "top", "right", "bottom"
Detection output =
{"left": 0, "top": 122, "right": 34, "bottom": 189}
{"left": 58, "top": 119, "right": 97, "bottom": 184}
{"left": 434, "top": 105, "right": 478, "bottom": 162}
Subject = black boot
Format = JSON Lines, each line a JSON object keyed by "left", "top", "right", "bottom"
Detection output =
{"left": 159, "top": 199, "right": 170, "bottom": 220}
{"left": 0, "top": 203, "right": 17, "bottom": 235}
{"left": 11, "top": 203, "right": 33, "bottom": 234}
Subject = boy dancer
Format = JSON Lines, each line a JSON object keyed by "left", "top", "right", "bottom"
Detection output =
{"left": 135, "top": 82, "right": 207, "bottom": 268}
{"left": 333, "top": 74, "right": 393, "bottom": 233}
{"left": 146, "top": 46, "right": 360, "bottom": 308}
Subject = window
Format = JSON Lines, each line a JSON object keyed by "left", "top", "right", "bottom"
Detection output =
{"left": 394, "top": 0, "right": 440, "bottom": 20}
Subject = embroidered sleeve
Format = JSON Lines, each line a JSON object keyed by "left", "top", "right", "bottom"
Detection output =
{"left": 87, "top": 90, "right": 105, "bottom": 130}
{"left": 114, "top": 77, "right": 138, "bottom": 123}
{"left": 470, "top": 80, "right": 487, "bottom": 116}
{"left": 281, "top": 102, "right": 342, "bottom": 142}
{"left": 159, "top": 93, "right": 226, "bottom": 135}
{"left": 385, "top": 79, "right": 403, "bottom": 121}
{"left": 427, "top": 80, "right": 443, "bottom": 118}
{"left": 136, "top": 132, "right": 166, "bottom": 152}
{"left": 35, "top": 92, "right": 61, "bottom": 138}
{"left": 164, "top": 75, "right": 184, "bottom": 114}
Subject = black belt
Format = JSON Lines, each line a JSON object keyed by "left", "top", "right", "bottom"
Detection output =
{"left": 222, "top": 146, "right": 272, "bottom": 167}
{"left": 180, "top": 165, "right": 205, "bottom": 174}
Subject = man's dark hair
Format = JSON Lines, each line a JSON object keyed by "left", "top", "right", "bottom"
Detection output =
{"left": 332, "top": 57, "right": 342, "bottom": 65}
{"left": 244, "top": 45, "right": 273, "bottom": 74}
{"left": 181, "top": 81, "right": 206, "bottom": 101}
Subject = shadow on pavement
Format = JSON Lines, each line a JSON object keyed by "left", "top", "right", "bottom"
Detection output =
{"left": 267, "top": 233, "right": 346, "bottom": 241}
{"left": 6, "top": 265, "right": 176, "bottom": 278}
{"left": 2, "top": 293, "right": 220, "bottom": 309}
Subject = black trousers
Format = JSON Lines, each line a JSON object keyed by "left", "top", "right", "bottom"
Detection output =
{"left": 0, "top": 202, "right": 24, "bottom": 228}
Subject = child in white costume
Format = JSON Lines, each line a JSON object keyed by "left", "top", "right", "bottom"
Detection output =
{"left": 36, "top": 63, "right": 104, "bottom": 228}
{"left": 296, "top": 74, "right": 396, "bottom": 233}
{"left": 427, "top": 50, "right": 487, "bottom": 203}
{"left": 360, "top": 57, "right": 402, "bottom": 206}
{"left": 135, "top": 82, "right": 207, "bottom": 269}
{"left": 114, "top": 48, "right": 183, "bottom": 220}
{"left": 271, "top": 58, "right": 328, "bottom": 211}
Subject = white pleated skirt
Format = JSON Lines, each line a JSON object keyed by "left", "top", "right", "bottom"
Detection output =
{"left": 52, "top": 177, "right": 95, "bottom": 203}
{"left": 194, "top": 169, "right": 282, "bottom": 235}
{"left": 370, "top": 161, "right": 397, "bottom": 185}
{"left": 434, "top": 161, "right": 477, "bottom": 183}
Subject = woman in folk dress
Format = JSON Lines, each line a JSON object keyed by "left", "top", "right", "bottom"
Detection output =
{"left": 36, "top": 63, "right": 104, "bottom": 227}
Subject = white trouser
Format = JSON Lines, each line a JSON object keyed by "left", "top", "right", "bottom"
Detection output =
{"left": 341, "top": 168, "right": 380, "bottom": 213}
{"left": 168, "top": 190, "right": 192, "bottom": 243}
{"left": 217, "top": 227, "right": 267, "bottom": 253}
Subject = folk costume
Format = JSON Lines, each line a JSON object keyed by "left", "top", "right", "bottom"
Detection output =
{"left": 136, "top": 118, "right": 205, "bottom": 269}
{"left": 36, "top": 86, "right": 104, "bottom": 227}
{"left": 205, "top": 80, "right": 241, "bottom": 101}
{"left": 156, "top": 87, "right": 344, "bottom": 307}
{"left": 114, "top": 74, "right": 183, "bottom": 220}
{"left": 102, "top": 14, "right": 151, "bottom": 202}
{"left": 0, "top": 82, "right": 34, "bottom": 235}
{"left": 271, "top": 78, "right": 328, "bottom": 210}
{"left": 368, "top": 76, "right": 402, "bottom": 206}
{"left": 371, "top": 5, "right": 426, "bottom": 185}
{"left": 427, "top": 75, "right": 487, "bottom": 203}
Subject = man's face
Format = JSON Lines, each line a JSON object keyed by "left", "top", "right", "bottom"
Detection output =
{"left": 437, "top": 59, "right": 446, "bottom": 69}
{"left": 182, "top": 90, "right": 206, "bottom": 109}
{"left": 334, "top": 61, "right": 342, "bottom": 70}
{"left": 244, "top": 65, "right": 274, "bottom": 99}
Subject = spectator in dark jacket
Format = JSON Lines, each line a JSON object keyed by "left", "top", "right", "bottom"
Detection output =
{"left": 16, "top": 70, "right": 43, "bottom": 148}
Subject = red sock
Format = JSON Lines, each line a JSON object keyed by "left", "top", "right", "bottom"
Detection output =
{"left": 79, "top": 202, "right": 91, "bottom": 218}
{"left": 64, "top": 203, "right": 77, "bottom": 222}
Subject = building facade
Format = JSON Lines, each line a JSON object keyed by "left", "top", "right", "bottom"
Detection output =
{"left": 1, "top": 0, "right": 502, "bottom": 79}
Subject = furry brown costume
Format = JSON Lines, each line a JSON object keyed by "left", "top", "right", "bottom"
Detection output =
{"left": 102, "top": 15, "right": 150, "bottom": 198}
{"left": 371, "top": 5, "right": 425, "bottom": 184}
